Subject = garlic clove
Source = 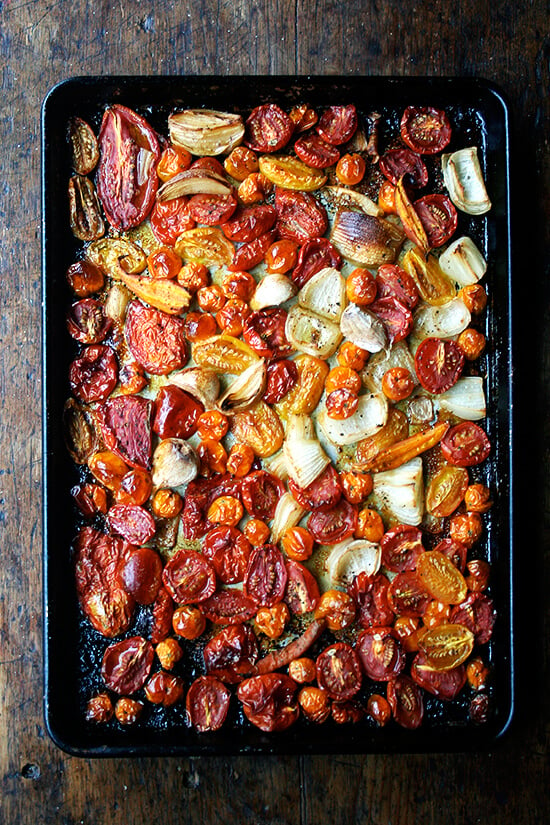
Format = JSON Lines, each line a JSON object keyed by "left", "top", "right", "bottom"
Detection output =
{"left": 318, "top": 392, "right": 388, "bottom": 446}
{"left": 340, "top": 303, "right": 389, "bottom": 353}
{"left": 298, "top": 266, "right": 347, "bottom": 323}
{"left": 438, "top": 236, "right": 487, "bottom": 286}
{"left": 330, "top": 209, "right": 405, "bottom": 266}
{"left": 152, "top": 438, "right": 199, "bottom": 490}
{"left": 250, "top": 273, "right": 296, "bottom": 311}
{"left": 168, "top": 367, "right": 220, "bottom": 409}
{"left": 168, "top": 109, "right": 245, "bottom": 156}
{"left": 217, "top": 359, "right": 267, "bottom": 413}
{"left": 285, "top": 305, "right": 342, "bottom": 359}
{"left": 442, "top": 147, "right": 491, "bottom": 215}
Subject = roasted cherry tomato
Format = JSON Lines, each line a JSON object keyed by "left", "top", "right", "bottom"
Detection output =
{"left": 157, "top": 144, "right": 192, "bottom": 181}
{"left": 308, "top": 498, "right": 357, "bottom": 544}
{"left": 316, "top": 643, "right": 362, "bottom": 700}
{"left": 125, "top": 301, "right": 188, "bottom": 375}
{"left": 265, "top": 239, "right": 299, "bottom": 273}
{"left": 241, "top": 470, "right": 286, "bottom": 520}
{"left": 411, "top": 651, "right": 466, "bottom": 700}
{"left": 107, "top": 504, "right": 156, "bottom": 545}
{"left": 451, "top": 592, "right": 496, "bottom": 645}
{"left": 325, "top": 388, "right": 359, "bottom": 419}
{"left": 418, "top": 622, "right": 474, "bottom": 671}
{"left": 416, "top": 550, "right": 468, "bottom": 605}
{"left": 388, "top": 674, "right": 424, "bottom": 729}
{"left": 441, "top": 422, "right": 491, "bottom": 467}
{"left": 376, "top": 263, "right": 419, "bottom": 309}
{"left": 274, "top": 189, "right": 328, "bottom": 244}
{"left": 187, "top": 192, "right": 238, "bottom": 226}
{"left": 281, "top": 526, "right": 315, "bottom": 561}
{"left": 348, "top": 572, "right": 394, "bottom": 628}
{"left": 370, "top": 296, "right": 413, "bottom": 343}
{"left": 150, "top": 197, "right": 195, "bottom": 245}
{"left": 97, "top": 105, "right": 161, "bottom": 230}
{"left": 202, "top": 526, "right": 252, "bottom": 585}
{"left": 357, "top": 627, "right": 405, "bottom": 681}
{"left": 67, "top": 299, "right": 112, "bottom": 344}
{"left": 294, "top": 132, "right": 340, "bottom": 169}
{"left": 172, "top": 604, "right": 206, "bottom": 639}
{"left": 434, "top": 538, "right": 468, "bottom": 573}
{"left": 291, "top": 237, "right": 342, "bottom": 289}
{"left": 237, "top": 673, "right": 299, "bottom": 732}
{"left": 66, "top": 260, "right": 105, "bottom": 297}
{"left": 314, "top": 589, "right": 355, "bottom": 630}
{"left": 414, "top": 194, "right": 458, "bottom": 247}
{"left": 145, "top": 671, "right": 185, "bottom": 707}
{"left": 288, "top": 464, "right": 343, "bottom": 512}
{"left": 162, "top": 548, "right": 217, "bottom": 604}
{"left": 381, "top": 367, "right": 415, "bottom": 401}
{"left": 425, "top": 464, "right": 469, "bottom": 517}
{"left": 380, "top": 524, "right": 425, "bottom": 573}
{"left": 245, "top": 104, "right": 294, "bottom": 153}
{"left": 414, "top": 337, "right": 465, "bottom": 394}
{"left": 244, "top": 544, "right": 288, "bottom": 608}
{"left": 186, "top": 675, "right": 231, "bottom": 731}
{"left": 224, "top": 145, "right": 259, "bottom": 180}
{"left": 388, "top": 571, "right": 431, "bottom": 617}
{"left": 101, "top": 635, "right": 154, "bottom": 694}
{"left": 284, "top": 559, "right": 320, "bottom": 615}
{"left": 400, "top": 106, "right": 452, "bottom": 155}
{"left": 263, "top": 359, "right": 298, "bottom": 404}
{"left": 242, "top": 307, "right": 294, "bottom": 359}
{"left": 153, "top": 385, "right": 204, "bottom": 439}
{"left": 69, "top": 345, "right": 118, "bottom": 403}
{"left": 118, "top": 547, "right": 162, "bottom": 605}
{"left": 379, "top": 147, "right": 428, "bottom": 188}
{"left": 201, "top": 589, "right": 257, "bottom": 624}
{"left": 222, "top": 204, "right": 277, "bottom": 243}
{"left": 203, "top": 623, "right": 259, "bottom": 682}
{"left": 229, "top": 229, "right": 276, "bottom": 272}
{"left": 316, "top": 105, "right": 358, "bottom": 145}
{"left": 336, "top": 153, "right": 366, "bottom": 185}
{"left": 346, "top": 268, "right": 377, "bottom": 306}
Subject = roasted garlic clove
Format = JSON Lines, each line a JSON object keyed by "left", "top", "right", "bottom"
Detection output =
{"left": 217, "top": 359, "right": 267, "bottom": 413}
{"left": 68, "top": 175, "right": 105, "bottom": 241}
{"left": 152, "top": 439, "right": 199, "bottom": 490}
{"left": 340, "top": 303, "right": 389, "bottom": 353}
{"left": 68, "top": 117, "right": 99, "bottom": 175}
{"left": 250, "top": 273, "right": 296, "bottom": 311}
{"left": 63, "top": 398, "right": 97, "bottom": 464}
{"left": 169, "top": 367, "right": 220, "bottom": 409}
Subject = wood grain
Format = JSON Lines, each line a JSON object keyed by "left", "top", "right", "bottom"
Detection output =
{"left": 0, "top": 0, "right": 549, "bottom": 823}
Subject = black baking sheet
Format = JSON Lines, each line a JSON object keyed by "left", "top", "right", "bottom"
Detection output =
{"left": 42, "top": 75, "right": 513, "bottom": 756}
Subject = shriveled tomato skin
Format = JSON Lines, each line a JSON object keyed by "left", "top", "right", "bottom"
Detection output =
{"left": 70, "top": 345, "right": 118, "bottom": 403}
{"left": 370, "top": 296, "right": 413, "bottom": 343}
{"left": 291, "top": 237, "right": 342, "bottom": 289}
{"left": 242, "top": 308, "right": 294, "bottom": 360}
{"left": 263, "top": 360, "right": 298, "bottom": 404}
{"left": 294, "top": 133, "right": 340, "bottom": 168}
{"left": 284, "top": 559, "right": 320, "bottom": 615}
{"left": 316, "top": 105, "right": 358, "bottom": 145}
{"left": 101, "top": 635, "right": 154, "bottom": 694}
{"left": 151, "top": 586, "right": 174, "bottom": 644}
{"left": 308, "top": 498, "right": 357, "bottom": 544}
{"left": 400, "top": 106, "right": 452, "bottom": 155}
{"left": 75, "top": 527, "right": 135, "bottom": 638}
{"left": 379, "top": 148, "right": 428, "bottom": 188}
{"left": 241, "top": 470, "right": 286, "bottom": 520}
{"left": 288, "top": 464, "right": 343, "bottom": 512}
{"left": 237, "top": 673, "right": 299, "bottom": 732}
{"left": 356, "top": 627, "right": 405, "bottom": 681}
{"left": 244, "top": 544, "right": 288, "bottom": 608}
{"left": 380, "top": 525, "right": 425, "bottom": 573}
{"left": 274, "top": 189, "right": 328, "bottom": 244}
{"left": 150, "top": 197, "right": 195, "bottom": 245}
{"left": 316, "top": 642, "right": 362, "bottom": 700}
{"left": 411, "top": 651, "right": 467, "bottom": 700}
{"left": 67, "top": 299, "right": 112, "bottom": 344}
{"left": 348, "top": 572, "right": 394, "bottom": 628}
{"left": 451, "top": 592, "right": 496, "bottom": 644}
{"left": 162, "top": 548, "right": 217, "bottom": 604}
{"left": 186, "top": 675, "right": 231, "bottom": 731}
{"left": 387, "top": 674, "right": 424, "bottom": 729}
{"left": 201, "top": 588, "right": 257, "bottom": 624}
{"left": 97, "top": 104, "right": 161, "bottom": 231}
{"left": 125, "top": 301, "right": 188, "bottom": 376}
{"left": 98, "top": 395, "right": 153, "bottom": 469}
{"left": 202, "top": 526, "right": 252, "bottom": 584}
{"left": 153, "top": 385, "right": 204, "bottom": 439}
{"left": 222, "top": 204, "right": 277, "bottom": 243}
{"left": 107, "top": 504, "right": 156, "bottom": 545}
{"left": 203, "top": 623, "right": 259, "bottom": 683}
{"left": 376, "top": 263, "right": 419, "bottom": 309}
{"left": 414, "top": 194, "right": 458, "bottom": 247}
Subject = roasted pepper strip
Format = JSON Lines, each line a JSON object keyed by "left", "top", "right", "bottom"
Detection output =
{"left": 117, "top": 271, "right": 191, "bottom": 315}
{"left": 254, "top": 618, "right": 327, "bottom": 674}
{"left": 395, "top": 176, "right": 430, "bottom": 257}
{"left": 355, "top": 421, "right": 450, "bottom": 473}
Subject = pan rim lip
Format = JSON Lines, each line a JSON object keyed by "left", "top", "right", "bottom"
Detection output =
{"left": 41, "top": 73, "right": 514, "bottom": 757}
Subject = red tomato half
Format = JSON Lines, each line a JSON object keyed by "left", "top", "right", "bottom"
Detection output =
{"left": 244, "top": 544, "right": 288, "bottom": 607}
{"left": 316, "top": 643, "right": 362, "bottom": 700}
{"left": 379, "top": 147, "right": 428, "bottom": 188}
{"left": 414, "top": 194, "right": 458, "bottom": 247}
{"left": 201, "top": 588, "right": 257, "bottom": 624}
{"left": 222, "top": 204, "right": 277, "bottom": 242}
{"left": 263, "top": 360, "right": 298, "bottom": 404}
{"left": 241, "top": 470, "right": 286, "bottom": 520}
{"left": 356, "top": 627, "right": 405, "bottom": 681}
{"left": 387, "top": 675, "right": 424, "bottom": 729}
{"left": 284, "top": 559, "right": 320, "bottom": 615}
{"left": 237, "top": 673, "right": 299, "bottom": 732}
{"left": 308, "top": 498, "right": 357, "bottom": 544}
{"left": 388, "top": 571, "right": 431, "bottom": 617}
{"left": 150, "top": 197, "right": 195, "bottom": 245}
{"left": 101, "top": 635, "right": 154, "bottom": 694}
{"left": 229, "top": 229, "right": 276, "bottom": 272}
{"left": 441, "top": 422, "right": 491, "bottom": 467}
{"left": 274, "top": 189, "right": 328, "bottom": 244}
{"left": 380, "top": 525, "right": 425, "bottom": 573}
{"left": 414, "top": 337, "right": 465, "bottom": 394}
{"left": 69, "top": 345, "right": 118, "bottom": 403}
{"left": 203, "top": 623, "right": 259, "bottom": 683}
{"left": 97, "top": 105, "right": 161, "bottom": 230}
{"left": 316, "top": 105, "right": 358, "bottom": 145}
{"left": 186, "top": 675, "right": 231, "bottom": 731}
{"left": 153, "top": 385, "right": 204, "bottom": 439}
{"left": 187, "top": 192, "right": 237, "bottom": 226}
{"left": 107, "top": 504, "right": 156, "bottom": 545}
{"left": 202, "top": 526, "right": 252, "bottom": 585}
{"left": 400, "top": 106, "right": 452, "bottom": 155}
{"left": 242, "top": 307, "right": 294, "bottom": 360}
{"left": 291, "top": 237, "right": 342, "bottom": 289}
{"left": 411, "top": 652, "right": 466, "bottom": 700}
{"left": 245, "top": 104, "right": 294, "bottom": 153}
{"left": 288, "top": 464, "right": 343, "bottom": 512}
{"left": 376, "top": 264, "right": 419, "bottom": 309}
{"left": 294, "top": 132, "right": 340, "bottom": 168}
{"left": 451, "top": 592, "right": 496, "bottom": 644}
{"left": 125, "top": 301, "right": 188, "bottom": 376}
{"left": 347, "top": 572, "right": 395, "bottom": 628}
{"left": 162, "top": 548, "right": 217, "bottom": 604}
{"left": 370, "top": 296, "right": 413, "bottom": 343}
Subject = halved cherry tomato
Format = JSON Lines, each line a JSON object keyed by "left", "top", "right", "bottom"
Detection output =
{"left": 326, "top": 389, "right": 359, "bottom": 420}
{"left": 414, "top": 337, "right": 465, "bottom": 394}
{"left": 434, "top": 538, "right": 468, "bottom": 573}
{"left": 379, "top": 147, "right": 428, "bottom": 187}
{"left": 284, "top": 559, "right": 320, "bottom": 615}
{"left": 97, "top": 105, "right": 161, "bottom": 230}
{"left": 187, "top": 192, "right": 238, "bottom": 226}
{"left": 264, "top": 360, "right": 298, "bottom": 404}
{"left": 308, "top": 498, "right": 357, "bottom": 544}
{"left": 125, "top": 301, "right": 187, "bottom": 375}
{"left": 356, "top": 627, "right": 405, "bottom": 681}
{"left": 202, "top": 526, "right": 252, "bottom": 584}
{"left": 245, "top": 104, "right": 294, "bottom": 153}
{"left": 203, "top": 623, "right": 259, "bottom": 683}
{"left": 388, "top": 571, "right": 431, "bottom": 617}
{"left": 157, "top": 145, "right": 192, "bottom": 181}
{"left": 291, "top": 237, "right": 342, "bottom": 289}
{"left": 241, "top": 470, "right": 286, "bottom": 520}
{"left": 411, "top": 652, "right": 466, "bottom": 700}
{"left": 229, "top": 229, "right": 276, "bottom": 272}
{"left": 274, "top": 189, "right": 328, "bottom": 244}
{"left": 69, "top": 345, "right": 118, "bottom": 403}
{"left": 244, "top": 544, "right": 288, "bottom": 607}
{"left": 450, "top": 592, "right": 496, "bottom": 644}
{"left": 294, "top": 132, "right": 340, "bottom": 169}
{"left": 418, "top": 622, "right": 474, "bottom": 671}
{"left": 380, "top": 524, "right": 424, "bottom": 573}
{"left": 222, "top": 204, "right": 277, "bottom": 242}
{"left": 237, "top": 673, "right": 299, "bottom": 732}
{"left": 201, "top": 589, "right": 257, "bottom": 625}
{"left": 316, "top": 105, "right": 358, "bottom": 145}
{"left": 348, "top": 572, "right": 394, "bottom": 628}
{"left": 265, "top": 239, "right": 299, "bottom": 273}
{"left": 101, "top": 636, "right": 154, "bottom": 694}
{"left": 370, "top": 296, "right": 413, "bottom": 343}
{"left": 107, "top": 504, "right": 156, "bottom": 545}
{"left": 336, "top": 153, "right": 366, "bottom": 185}
{"left": 288, "top": 464, "right": 342, "bottom": 511}
{"left": 316, "top": 642, "right": 362, "bottom": 700}
{"left": 400, "top": 106, "right": 452, "bottom": 155}
{"left": 118, "top": 547, "right": 162, "bottom": 605}
{"left": 242, "top": 307, "right": 294, "bottom": 359}
{"left": 150, "top": 197, "right": 195, "bottom": 245}
{"left": 387, "top": 675, "right": 424, "bottom": 729}
{"left": 162, "top": 548, "right": 217, "bottom": 604}
{"left": 376, "top": 263, "right": 419, "bottom": 309}
{"left": 425, "top": 464, "right": 469, "bottom": 517}
{"left": 441, "top": 422, "right": 491, "bottom": 467}
{"left": 186, "top": 675, "right": 231, "bottom": 731}
{"left": 416, "top": 550, "right": 468, "bottom": 605}
{"left": 414, "top": 194, "right": 458, "bottom": 247}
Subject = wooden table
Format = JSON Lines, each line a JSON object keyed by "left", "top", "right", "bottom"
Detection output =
{"left": 1, "top": 1, "right": 548, "bottom": 822}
